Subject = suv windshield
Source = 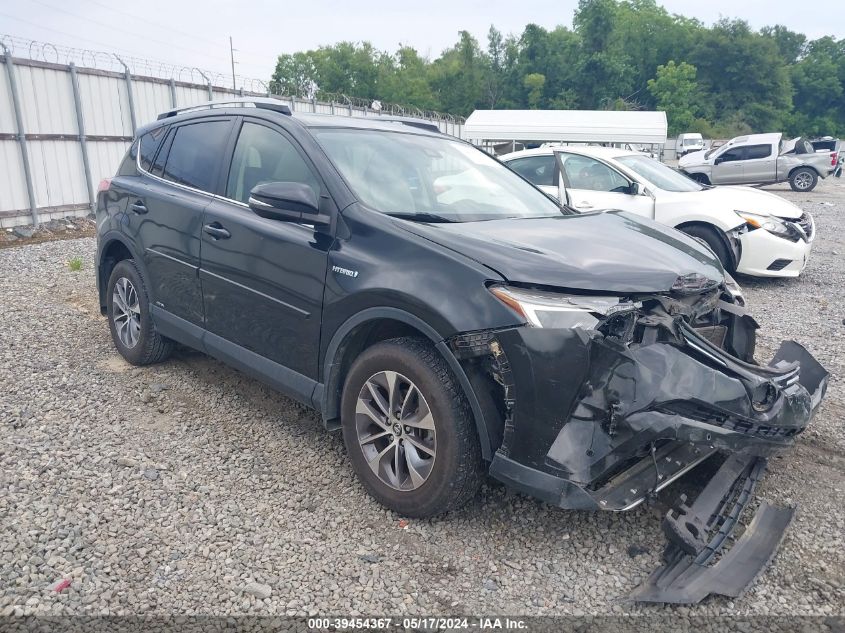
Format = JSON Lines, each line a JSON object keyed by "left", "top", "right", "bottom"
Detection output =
{"left": 616, "top": 154, "right": 703, "bottom": 192}
{"left": 313, "top": 128, "right": 565, "bottom": 222}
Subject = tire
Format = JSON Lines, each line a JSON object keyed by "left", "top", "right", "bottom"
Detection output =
{"left": 789, "top": 167, "right": 818, "bottom": 192}
{"left": 688, "top": 172, "right": 710, "bottom": 185}
{"left": 679, "top": 224, "right": 734, "bottom": 273}
{"left": 106, "top": 259, "right": 173, "bottom": 365}
{"left": 340, "top": 337, "right": 484, "bottom": 517}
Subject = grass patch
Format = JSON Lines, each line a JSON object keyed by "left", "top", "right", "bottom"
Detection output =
{"left": 68, "top": 257, "right": 83, "bottom": 272}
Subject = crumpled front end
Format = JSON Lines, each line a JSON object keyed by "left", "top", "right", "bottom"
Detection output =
{"left": 453, "top": 287, "right": 828, "bottom": 512}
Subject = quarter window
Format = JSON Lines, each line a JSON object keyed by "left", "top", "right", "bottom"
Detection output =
{"left": 160, "top": 121, "right": 231, "bottom": 193}
{"left": 226, "top": 122, "right": 321, "bottom": 204}
{"left": 139, "top": 126, "right": 167, "bottom": 171}
{"left": 508, "top": 155, "right": 556, "bottom": 187}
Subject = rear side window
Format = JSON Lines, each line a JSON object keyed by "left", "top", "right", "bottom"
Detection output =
{"left": 160, "top": 121, "right": 231, "bottom": 193}
{"left": 139, "top": 126, "right": 167, "bottom": 171}
{"left": 508, "top": 155, "right": 556, "bottom": 187}
{"left": 745, "top": 145, "right": 772, "bottom": 160}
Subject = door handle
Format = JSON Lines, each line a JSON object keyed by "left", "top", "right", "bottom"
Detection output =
{"left": 131, "top": 201, "right": 148, "bottom": 214}
{"left": 203, "top": 223, "right": 231, "bottom": 240}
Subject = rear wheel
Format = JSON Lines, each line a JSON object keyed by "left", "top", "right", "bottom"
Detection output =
{"left": 789, "top": 167, "right": 818, "bottom": 192}
{"left": 106, "top": 259, "right": 173, "bottom": 365}
{"left": 679, "top": 224, "right": 734, "bottom": 273}
{"left": 340, "top": 337, "right": 483, "bottom": 517}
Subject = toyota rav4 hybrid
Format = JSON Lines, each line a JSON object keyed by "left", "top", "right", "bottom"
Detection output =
{"left": 502, "top": 145, "right": 816, "bottom": 277}
{"left": 96, "top": 99, "right": 828, "bottom": 603}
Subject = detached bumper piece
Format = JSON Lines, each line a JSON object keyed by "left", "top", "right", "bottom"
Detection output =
{"left": 631, "top": 453, "right": 795, "bottom": 604}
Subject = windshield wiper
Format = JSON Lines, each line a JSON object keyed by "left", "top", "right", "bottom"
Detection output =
{"left": 386, "top": 212, "right": 456, "bottom": 223}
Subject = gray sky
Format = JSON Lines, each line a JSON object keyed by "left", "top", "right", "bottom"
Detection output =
{"left": 2, "top": 0, "right": 843, "bottom": 83}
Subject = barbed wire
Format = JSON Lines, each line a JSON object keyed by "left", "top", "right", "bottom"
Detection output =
{"left": 0, "top": 34, "right": 464, "bottom": 123}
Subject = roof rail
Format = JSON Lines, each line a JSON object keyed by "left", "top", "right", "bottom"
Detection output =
{"left": 374, "top": 116, "right": 442, "bottom": 134}
{"left": 157, "top": 97, "right": 292, "bottom": 120}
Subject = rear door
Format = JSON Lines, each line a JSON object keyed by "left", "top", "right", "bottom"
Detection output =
{"left": 710, "top": 146, "right": 746, "bottom": 184}
{"left": 557, "top": 152, "right": 654, "bottom": 217}
{"left": 132, "top": 117, "right": 235, "bottom": 326}
{"left": 199, "top": 118, "right": 333, "bottom": 381}
{"left": 741, "top": 144, "right": 776, "bottom": 183}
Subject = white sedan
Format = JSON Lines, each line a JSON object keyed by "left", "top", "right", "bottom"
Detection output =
{"left": 501, "top": 146, "right": 815, "bottom": 278}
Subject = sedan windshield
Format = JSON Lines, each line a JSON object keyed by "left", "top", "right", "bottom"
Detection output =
{"left": 312, "top": 128, "right": 565, "bottom": 222}
{"left": 616, "top": 154, "right": 703, "bottom": 193}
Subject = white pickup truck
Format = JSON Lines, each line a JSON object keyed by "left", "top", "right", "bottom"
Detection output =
{"left": 679, "top": 133, "right": 837, "bottom": 192}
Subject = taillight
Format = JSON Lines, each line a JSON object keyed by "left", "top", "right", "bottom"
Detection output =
{"left": 97, "top": 178, "right": 112, "bottom": 193}
{"left": 831, "top": 152, "right": 838, "bottom": 167}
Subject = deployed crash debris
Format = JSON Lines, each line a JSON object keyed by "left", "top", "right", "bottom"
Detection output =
{"left": 631, "top": 454, "right": 794, "bottom": 603}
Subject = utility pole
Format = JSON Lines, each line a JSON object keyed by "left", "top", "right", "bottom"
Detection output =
{"left": 229, "top": 36, "right": 237, "bottom": 91}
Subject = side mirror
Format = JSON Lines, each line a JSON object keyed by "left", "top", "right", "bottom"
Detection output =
{"left": 714, "top": 156, "right": 725, "bottom": 165}
{"left": 248, "top": 182, "right": 328, "bottom": 225}
{"left": 628, "top": 182, "right": 643, "bottom": 196}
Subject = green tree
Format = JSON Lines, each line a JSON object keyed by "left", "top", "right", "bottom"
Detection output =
{"left": 523, "top": 73, "right": 546, "bottom": 108}
{"left": 647, "top": 60, "right": 700, "bottom": 134}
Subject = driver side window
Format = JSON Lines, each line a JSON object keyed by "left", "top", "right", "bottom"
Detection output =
{"left": 561, "top": 154, "right": 629, "bottom": 192}
{"left": 226, "top": 122, "right": 320, "bottom": 204}
{"left": 718, "top": 147, "right": 744, "bottom": 163}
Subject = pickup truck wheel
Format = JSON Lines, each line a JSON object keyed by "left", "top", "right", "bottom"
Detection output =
{"left": 679, "top": 225, "right": 734, "bottom": 273}
{"left": 789, "top": 168, "right": 818, "bottom": 192}
{"left": 106, "top": 259, "right": 173, "bottom": 365}
{"left": 340, "top": 337, "right": 483, "bottom": 517}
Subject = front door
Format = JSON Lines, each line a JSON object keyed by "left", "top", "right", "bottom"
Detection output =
{"left": 710, "top": 146, "right": 746, "bottom": 184}
{"left": 199, "top": 119, "right": 333, "bottom": 380}
{"left": 557, "top": 152, "right": 655, "bottom": 218}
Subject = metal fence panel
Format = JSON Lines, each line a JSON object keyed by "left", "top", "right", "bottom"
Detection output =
{"left": 0, "top": 41, "right": 464, "bottom": 227}
{"left": 0, "top": 140, "right": 29, "bottom": 219}
{"left": 17, "top": 64, "right": 77, "bottom": 135}
{"left": 28, "top": 139, "right": 87, "bottom": 209}
{"left": 77, "top": 72, "right": 131, "bottom": 137}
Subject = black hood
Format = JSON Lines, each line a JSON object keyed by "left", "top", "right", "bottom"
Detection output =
{"left": 400, "top": 211, "right": 724, "bottom": 293}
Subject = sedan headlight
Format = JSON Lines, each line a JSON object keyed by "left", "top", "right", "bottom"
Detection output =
{"left": 490, "top": 285, "right": 637, "bottom": 329}
{"left": 735, "top": 211, "right": 792, "bottom": 239}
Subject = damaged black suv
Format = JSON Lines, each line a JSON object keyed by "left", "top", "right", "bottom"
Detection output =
{"left": 97, "top": 99, "right": 827, "bottom": 547}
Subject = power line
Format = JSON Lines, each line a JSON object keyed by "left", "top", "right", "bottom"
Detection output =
{"left": 26, "top": 0, "right": 232, "bottom": 64}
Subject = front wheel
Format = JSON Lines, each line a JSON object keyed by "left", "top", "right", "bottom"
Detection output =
{"left": 340, "top": 337, "right": 483, "bottom": 517}
{"left": 679, "top": 224, "right": 734, "bottom": 273}
{"left": 789, "top": 168, "right": 818, "bottom": 192}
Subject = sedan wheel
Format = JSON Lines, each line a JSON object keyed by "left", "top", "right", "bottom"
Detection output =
{"left": 355, "top": 370, "right": 436, "bottom": 491}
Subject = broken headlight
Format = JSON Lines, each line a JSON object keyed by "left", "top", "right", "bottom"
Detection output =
{"left": 489, "top": 286, "right": 638, "bottom": 329}
{"left": 735, "top": 211, "right": 792, "bottom": 239}
{"left": 723, "top": 272, "right": 746, "bottom": 306}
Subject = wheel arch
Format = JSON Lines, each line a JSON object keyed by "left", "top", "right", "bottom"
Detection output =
{"left": 788, "top": 164, "right": 820, "bottom": 178}
{"left": 318, "top": 307, "right": 494, "bottom": 460}
{"left": 97, "top": 232, "right": 143, "bottom": 314}
{"left": 674, "top": 220, "right": 740, "bottom": 272}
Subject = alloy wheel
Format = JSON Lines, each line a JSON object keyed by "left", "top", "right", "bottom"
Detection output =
{"left": 112, "top": 277, "right": 141, "bottom": 348}
{"left": 794, "top": 172, "right": 813, "bottom": 190}
{"left": 355, "top": 370, "right": 437, "bottom": 491}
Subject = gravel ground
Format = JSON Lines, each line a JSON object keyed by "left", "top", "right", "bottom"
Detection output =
{"left": 1, "top": 178, "right": 843, "bottom": 619}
